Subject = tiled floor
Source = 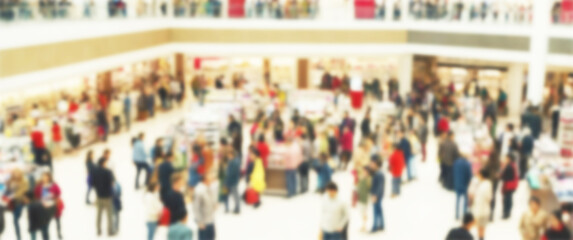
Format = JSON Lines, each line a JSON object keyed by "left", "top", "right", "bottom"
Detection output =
{"left": 2, "top": 101, "right": 527, "bottom": 240}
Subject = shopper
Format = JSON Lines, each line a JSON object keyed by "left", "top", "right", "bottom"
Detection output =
{"left": 5, "top": 169, "right": 29, "bottom": 240}
{"left": 143, "top": 183, "right": 163, "bottom": 240}
{"left": 388, "top": 143, "right": 405, "bottom": 197}
{"left": 416, "top": 117, "right": 429, "bottom": 162}
{"left": 256, "top": 135, "right": 270, "bottom": 169}
{"left": 445, "top": 213, "right": 475, "bottom": 240}
{"left": 320, "top": 182, "right": 349, "bottom": 240}
{"left": 151, "top": 138, "right": 164, "bottom": 163}
{"left": 356, "top": 167, "right": 370, "bottom": 232}
{"left": 95, "top": 104, "right": 109, "bottom": 142}
{"left": 109, "top": 95, "right": 122, "bottom": 133}
{"left": 361, "top": 111, "right": 371, "bottom": 139}
{"left": 92, "top": 150, "right": 116, "bottom": 237}
{"left": 159, "top": 152, "right": 176, "bottom": 202}
{"left": 314, "top": 152, "right": 333, "bottom": 193}
{"left": 51, "top": 120, "right": 63, "bottom": 156}
{"left": 499, "top": 123, "right": 515, "bottom": 156}
{"left": 397, "top": 130, "right": 413, "bottom": 181}
{"left": 500, "top": 154, "right": 519, "bottom": 219}
{"left": 111, "top": 182, "right": 122, "bottom": 234}
{"left": 164, "top": 173, "right": 187, "bottom": 225}
{"left": 438, "top": 131, "right": 459, "bottom": 190}
{"left": 86, "top": 150, "right": 96, "bottom": 204}
{"left": 168, "top": 212, "right": 193, "bottom": 240}
{"left": 300, "top": 134, "right": 313, "bottom": 194}
{"left": 519, "top": 197, "right": 549, "bottom": 240}
{"left": 407, "top": 129, "right": 421, "bottom": 180}
{"left": 453, "top": 149, "right": 473, "bottom": 220}
{"left": 65, "top": 118, "right": 81, "bottom": 151}
{"left": 469, "top": 169, "right": 492, "bottom": 240}
{"left": 225, "top": 150, "right": 241, "bottom": 214}
{"left": 369, "top": 156, "right": 385, "bottom": 233}
{"left": 33, "top": 172, "right": 64, "bottom": 240}
{"left": 542, "top": 211, "right": 571, "bottom": 240}
{"left": 123, "top": 92, "right": 132, "bottom": 130}
{"left": 193, "top": 173, "right": 219, "bottom": 240}
{"left": 31, "top": 124, "right": 48, "bottom": 169}
{"left": 340, "top": 126, "right": 354, "bottom": 170}
{"left": 519, "top": 128, "right": 534, "bottom": 179}
{"left": 26, "top": 192, "right": 51, "bottom": 240}
{"left": 284, "top": 137, "right": 302, "bottom": 197}
{"left": 484, "top": 148, "right": 501, "bottom": 222}
{"left": 133, "top": 133, "right": 152, "bottom": 190}
{"left": 249, "top": 149, "right": 266, "bottom": 208}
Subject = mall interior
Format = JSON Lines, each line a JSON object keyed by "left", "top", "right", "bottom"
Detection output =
{"left": 2, "top": 0, "right": 573, "bottom": 240}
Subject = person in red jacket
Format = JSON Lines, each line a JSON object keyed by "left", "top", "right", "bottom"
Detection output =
{"left": 340, "top": 126, "right": 354, "bottom": 170}
{"left": 256, "top": 135, "right": 270, "bottom": 169}
{"left": 31, "top": 125, "right": 50, "bottom": 170}
{"left": 437, "top": 113, "right": 450, "bottom": 135}
{"left": 388, "top": 144, "right": 405, "bottom": 197}
{"left": 51, "top": 120, "right": 63, "bottom": 156}
{"left": 34, "top": 172, "right": 64, "bottom": 239}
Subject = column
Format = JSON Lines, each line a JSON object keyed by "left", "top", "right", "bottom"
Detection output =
{"left": 126, "top": 0, "right": 137, "bottom": 18}
{"left": 97, "top": 0, "right": 109, "bottom": 19}
{"left": 297, "top": 59, "right": 309, "bottom": 89}
{"left": 507, "top": 63, "right": 525, "bottom": 116}
{"left": 384, "top": 0, "right": 393, "bottom": 21}
{"left": 166, "top": 0, "right": 174, "bottom": 18}
{"left": 527, "top": 0, "right": 551, "bottom": 106}
{"left": 398, "top": 54, "right": 413, "bottom": 96}
{"left": 400, "top": 0, "right": 409, "bottom": 22}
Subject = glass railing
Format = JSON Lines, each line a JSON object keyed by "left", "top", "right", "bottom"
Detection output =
{"left": 0, "top": 0, "right": 537, "bottom": 25}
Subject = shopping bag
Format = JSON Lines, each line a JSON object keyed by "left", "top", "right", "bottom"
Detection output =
{"left": 158, "top": 207, "right": 171, "bottom": 226}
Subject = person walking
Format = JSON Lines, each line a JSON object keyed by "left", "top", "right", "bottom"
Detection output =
{"left": 5, "top": 169, "right": 29, "bottom": 240}
{"left": 340, "top": 126, "right": 354, "bottom": 170}
{"left": 143, "top": 183, "right": 163, "bottom": 240}
{"left": 26, "top": 192, "right": 51, "bottom": 240}
{"left": 33, "top": 172, "right": 64, "bottom": 240}
{"left": 285, "top": 137, "right": 302, "bottom": 198}
{"left": 453, "top": 149, "right": 473, "bottom": 220}
{"left": 369, "top": 156, "right": 385, "bottom": 233}
{"left": 92, "top": 149, "right": 116, "bottom": 237}
{"left": 193, "top": 173, "right": 219, "bottom": 240}
{"left": 133, "top": 133, "right": 152, "bottom": 190}
{"left": 469, "top": 169, "right": 492, "bottom": 240}
{"left": 164, "top": 173, "right": 187, "bottom": 225}
{"left": 445, "top": 213, "right": 475, "bottom": 240}
{"left": 519, "top": 128, "right": 534, "bottom": 179}
{"left": 95, "top": 104, "right": 109, "bottom": 142}
{"left": 123, "top": 92, "right": 132, "bottom": 130}
{"left": 224, "top": 150, "right": 241, "bottom": 214}
{"left": 484, "top": 148, "right": 501, "bottom": 222}
{"left": 300, "top": 134, "right": 313, "bottom": 194}
{"left": 320, "top": 182, "right": 349, "bottom": 240}
{"left": 388, "top": 144, "right": 405, "bottom": 197}
{"left": 31, "top": 124, "right": 49, "bottom": 170}
{"left": 249, "top": 149, "right": 266, "bottom": 208}
{"left": 356, "top": 168, "right": 370, "bottom": 232}
{"left": 438, "top": 131, "right": 459, "bottom": 190}
{"left": 158, "top": 153, "right": 175, "bottom": 202}
{"left": 86, "top": 150, "right": 96, "bottom": 204}
{"left": 111, "top": 182, "right": 122, "bottom": 234}
{"left": 109, "top": 95, "right": 122, "bottom": 133}
{"left": 519, "top": 197, "right": 549, "bottom": 240}
{"left": 501, "top": 154, "right": 519, "bottom": 219}
{"left": 397, "top": 130, "right": 413, "bottom": 181}
{"left": 416, "top": 117, "right": 429, "bottom": 162}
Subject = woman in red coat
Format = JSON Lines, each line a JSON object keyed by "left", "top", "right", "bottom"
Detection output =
{"left": 388, "top": 144, "right": 405, "bottom": 197}
{"left": 34, "top": 172, "right": 64, "bottom": 239}
{"left": 256, "top": 135, "right": 270, "bottom": 169}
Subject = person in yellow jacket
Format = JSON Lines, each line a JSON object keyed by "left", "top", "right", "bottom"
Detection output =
{"left": 250, "top": 150, "right": 266, "bottom": 194}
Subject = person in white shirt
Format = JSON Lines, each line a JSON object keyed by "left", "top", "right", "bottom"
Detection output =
{"left": 499, "top": 123, "right": 514, "bottom": 156}
{"left": 469, "top": 169, "right": 493, "bottom": 240}
{"left": 320, "top": 182, "right": 349, "bottom": 240}
{"left": 143, "top": 182, "right": 163, "bottom": 240}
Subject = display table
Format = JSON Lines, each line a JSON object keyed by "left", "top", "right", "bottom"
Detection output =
{"left": 265, "top": 144, "right": 289, "bottom": 196}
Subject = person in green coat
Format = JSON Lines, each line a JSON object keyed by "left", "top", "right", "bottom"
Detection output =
{"left": 356, "top": 168, "right": 371, "bottom": 232}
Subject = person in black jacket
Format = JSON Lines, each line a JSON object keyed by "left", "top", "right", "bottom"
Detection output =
{"left": 501, "top": 154, "right": 518, "bottom": 219}
{"left": 543, "top": 210, "right": 571, "bottom": 240}
{"left": 445, "top": 213, "right": 475, "bottom": 240}
{"left": 26, "top": 192, "right": 51, "bottom": 240}
{"left": 164, "top": 172, "right": 187, "bottom": 224}
{"left": 86, "top": 150, "right": 96, "bottom": 205}
{"left": 521, "top": 106, "right": 542, "bottom": 139}
{"left": 93, "top": 149, "right": 115, "bottom": 237}
{"left": 361, "top": 111, "right": 371, "bottom": 141}
{"left": 519, "top": 129, "right": 534, "bottom": 179}
{"left": 159, "top": 152, "right": 175, "bottom": 203}
{"left": 368, "top": 156, "right": 385, "bottom": 233}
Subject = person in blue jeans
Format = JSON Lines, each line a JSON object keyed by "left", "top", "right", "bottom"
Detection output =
{"left": 225, "top": 150, "right": 241, "bottom": 214}
{"left": 368, "top": 155, "right": 385, "bottom": 232}
{"left": 453, "top": 151, "right": 473, "bottom": 220}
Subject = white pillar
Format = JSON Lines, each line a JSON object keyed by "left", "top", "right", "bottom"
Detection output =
{"left": 527, "top": 0, "right": 551, "bottom": 106}
{"left": 399, "top": 54, "right": 413, "bottom": 96}
{"left": 400, "top": 0, "right": 409, "bottom": 22}
{"left": 384, "top": 0, "right": 393, "bottom": 21}
{"left": 127, "top": 0, "right": 137, "bottom": 18}
{"left": 97, "top": 0, "right": 108, "bottom": 19}
{"left": 166, "top": 0, "right": 174, "bottom": 18}
{"left": 507, "top": 63, "right": 525, "bottom": 116}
